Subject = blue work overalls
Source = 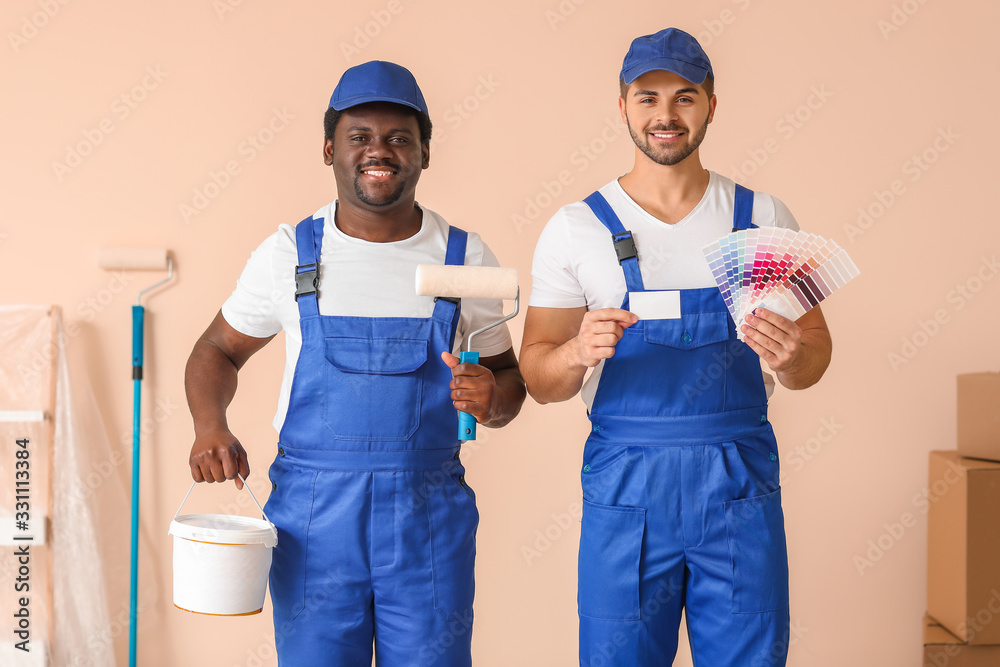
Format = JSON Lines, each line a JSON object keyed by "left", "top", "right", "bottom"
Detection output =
{"left": 264, "top": 216, "right": 479, "bottom": 666}
{"left": 578, "top": 186, "right": 790, "bottom": 667}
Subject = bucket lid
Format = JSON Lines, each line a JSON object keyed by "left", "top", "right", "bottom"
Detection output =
{"left": 169, "top": 513, "right": 277, "bottom": 547}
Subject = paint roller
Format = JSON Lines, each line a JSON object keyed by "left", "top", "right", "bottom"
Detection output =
{"left": 415, "top": 264, "right": 519, "bottom": 441}
{"left": 97, "top": 247, "right": 173, "bottom": 667}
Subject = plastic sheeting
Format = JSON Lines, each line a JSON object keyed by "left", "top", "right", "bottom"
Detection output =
{"left": 0, "top": 306, "right": 127, "bottom": 667}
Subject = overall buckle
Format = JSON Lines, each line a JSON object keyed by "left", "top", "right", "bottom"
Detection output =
{"left": 294, "top": 263, "right": 319, "bottom": 300}
{"left": 614, "top": 233, "right": 637, "bottom": 264}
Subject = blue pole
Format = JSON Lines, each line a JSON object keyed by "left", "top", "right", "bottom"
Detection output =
{"left": 129, "top": 305, "right": 144, "bottom": 667}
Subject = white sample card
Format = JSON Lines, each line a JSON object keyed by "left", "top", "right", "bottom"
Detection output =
{"left": 628, "top": 290, "right": 681, "bottom": 320}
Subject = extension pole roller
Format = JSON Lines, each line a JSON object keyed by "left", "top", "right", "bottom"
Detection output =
{"left": 98, "top": 247, "right": 172, "bottom": 667}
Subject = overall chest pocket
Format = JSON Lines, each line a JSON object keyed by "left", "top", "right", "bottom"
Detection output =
{"left": 642, "top": 310, "right": 730, "bottom": 350}
{"left": 322, "top": 337, "right": 428, "bottom": 441}
{"left": 614, "top": 310, "right": 733, "bottom": 414}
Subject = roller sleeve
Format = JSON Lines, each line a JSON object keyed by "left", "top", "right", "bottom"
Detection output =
{"left": 415, "top": 265, "right": 518, "bottom": 300}
{"left": 98, "top": 247, "right": 169, "bottom": 270}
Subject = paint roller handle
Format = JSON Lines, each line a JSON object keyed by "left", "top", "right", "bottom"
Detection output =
{"left": 458, "top": 350, "right": 479, "bottom": 441}
{"left": 132, "top": 305, "right": 144, "bottom": 380}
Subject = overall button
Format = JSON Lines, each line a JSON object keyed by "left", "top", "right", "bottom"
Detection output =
{"left": 760, "top": 414, "right": 767, "bottom": 424}
{"left": 769, "top": 452, "right": 778, "bottom": 462}
{"left": 458, "top": 476, "right": 466, "bottom": 486}
{"left": 272, "top": 482, "right": 277, "bottom": 492}
{"left": 681, "top": 332, "right": 692, "bottom": 344}
{"left": 278, "top": 447, "right": 285, "bottom": 457}
{"left": 583, "top": 464, "right": 591, "bottom": 473}
{"left": 592, "top": 424, "right": 602, "bottom": 433}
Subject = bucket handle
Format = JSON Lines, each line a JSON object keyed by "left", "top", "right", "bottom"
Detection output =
{"left": 173, "top": 474, "right": 276, "bottom": 540}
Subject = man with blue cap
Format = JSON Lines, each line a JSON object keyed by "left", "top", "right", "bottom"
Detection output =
{"left": 184, "top": 60, "right": 525, "bottom": 665}
{"left": 520, "top": 29, "right": 831, "bottom": 665}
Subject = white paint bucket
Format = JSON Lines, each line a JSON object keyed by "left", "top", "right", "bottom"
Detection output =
{"left": 168, "top": 476, "right": 277, "bottom": 616}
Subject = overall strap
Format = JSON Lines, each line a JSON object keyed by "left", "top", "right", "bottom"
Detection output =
{"left": 583, "top": 191, "right": 645, "bottom": 292}
{"left": 732, "top": 184, "right": 758, "bottom": 232}
{"left": 294, "top": 216, "right": 323, "bottom": 319}
{"left": 431, "top": 225, "right": 468, "bottom": 325}
{"left": 444, "top": 226, "right": 468, "bottom": 266}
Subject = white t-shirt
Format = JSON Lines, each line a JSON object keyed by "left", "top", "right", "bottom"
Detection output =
{"left": 223, "top": 201, "right": 513, "bottom": 431}
{"left": 529, "top": 171, "right": 800, "bottom": 411}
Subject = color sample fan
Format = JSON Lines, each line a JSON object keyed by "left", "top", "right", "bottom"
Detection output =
{"left": 702, "top": 228, "right": 859, "bottom": 340}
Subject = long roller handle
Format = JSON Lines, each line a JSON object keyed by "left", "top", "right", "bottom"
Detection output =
{"left": 129, "top": 305, "right": 144, "bottom": 667}
{"left": 458, "top": 350, "right": 479, "bottom": 441}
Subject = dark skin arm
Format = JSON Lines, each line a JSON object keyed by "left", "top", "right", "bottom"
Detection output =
{"left": 185, "top": 311, "right": 273, "bottom": 490}
{"left": 187, "top": 312, "right": 526, "bottom": 489}
{"left": 441, "top": 347, "right": 526, "bottom": 428}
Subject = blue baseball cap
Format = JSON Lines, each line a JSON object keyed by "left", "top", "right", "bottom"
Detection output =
{"left": 329, "top": 60, "right": 429, "bottom": 115}
{"left": 620, "top": 28, "right": 713, "bottom": 87}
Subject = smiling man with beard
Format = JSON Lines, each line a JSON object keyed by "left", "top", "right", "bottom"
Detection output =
{"left": 519, "top": 29, "right": 831, "bottom": 666}
{"left": 184, "top": 60, "right": 525, "bottom": 666}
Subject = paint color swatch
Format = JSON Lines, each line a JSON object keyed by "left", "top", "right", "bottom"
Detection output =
{"left": 702, "top": 229, "right": 859, "bottom": 341}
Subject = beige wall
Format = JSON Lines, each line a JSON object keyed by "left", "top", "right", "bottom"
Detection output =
{"left": 3, "top": 0, "right": 998, "bottom": 664}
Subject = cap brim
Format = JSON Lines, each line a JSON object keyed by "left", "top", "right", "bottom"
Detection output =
{"left": 622, "top": 57, "right": 710, "bottom": 87}
{"left": 330, "top": 94, "right": 426, "bottom": 114}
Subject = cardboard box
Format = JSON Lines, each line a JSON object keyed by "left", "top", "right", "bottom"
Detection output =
{"left": 958, "top": 373, "right": 1000, "bottom": 462}
{"left": 924, "top": 614, "right": 1000, "bottom": 666}
{"left": 927, "top": 451, "right": 1000, "bottom": 644}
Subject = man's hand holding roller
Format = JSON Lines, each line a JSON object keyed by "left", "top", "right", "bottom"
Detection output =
{"left": 441, "top": 348, "right": 526, "bottom": 429}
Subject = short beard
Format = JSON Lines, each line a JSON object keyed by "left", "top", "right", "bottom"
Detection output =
{"left": 353, "top": 171, "right": 406, "bottom": 207}
{"left": 626, "top": 109, "right": 710, "bottom": 166}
